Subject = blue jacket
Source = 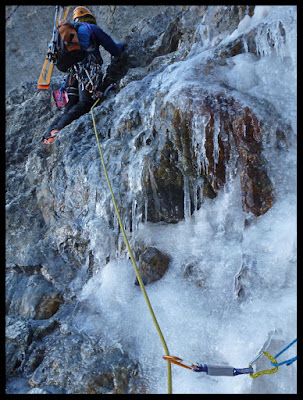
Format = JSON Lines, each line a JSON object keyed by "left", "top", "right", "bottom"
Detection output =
{"left": 75, "top": 22, "right": 123, "bottom": 64}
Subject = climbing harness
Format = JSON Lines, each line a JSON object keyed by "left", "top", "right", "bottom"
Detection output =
{"left": 91, "top": 99, "right": 172, "bottom": 394}
{"left": 72, "top": 54, "right": 103, "bottom": 99}
{"left": 163, "top": 356, "right": 254, "bottom": 376}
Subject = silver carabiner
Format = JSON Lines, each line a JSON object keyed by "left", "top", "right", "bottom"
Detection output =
{"left": 249, "top": 352, "right": 264, "bottom": 366}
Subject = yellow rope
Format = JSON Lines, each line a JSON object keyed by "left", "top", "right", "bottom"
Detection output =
{"left": 91, "top": 99, "right": 172, "bottom": 394}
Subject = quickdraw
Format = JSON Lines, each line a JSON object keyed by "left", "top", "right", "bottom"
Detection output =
{"left": 163, "top": 355, "right": 254, "bottom": 376}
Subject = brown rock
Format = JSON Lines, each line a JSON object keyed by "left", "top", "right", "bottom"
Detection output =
{"left": 135, "top": 247, "right": 170, "bottom": 285}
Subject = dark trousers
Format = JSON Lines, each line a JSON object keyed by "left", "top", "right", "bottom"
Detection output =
{"left": 47, "top": 75, "right": 95, "bottom": 136}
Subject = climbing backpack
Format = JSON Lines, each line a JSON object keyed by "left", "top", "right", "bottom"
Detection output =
{"left": 54, "top": 19, "right": 87, "bottom": 72}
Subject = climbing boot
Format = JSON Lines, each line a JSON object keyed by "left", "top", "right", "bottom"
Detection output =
{"left": 42, "top": 129, "right": 59, "bottom": 145}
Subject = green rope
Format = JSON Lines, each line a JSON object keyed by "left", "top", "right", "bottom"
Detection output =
{"left": 91, "top": 99, "right": 172, "bottom": 394}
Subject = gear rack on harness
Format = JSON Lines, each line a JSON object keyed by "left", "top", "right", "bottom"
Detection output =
{"left": 71, "top": 53, "right": 104, "bottom": 99}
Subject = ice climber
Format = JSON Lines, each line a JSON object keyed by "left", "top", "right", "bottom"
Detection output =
{"left": 43, "top": 6, "right": 126, "bottom": 145}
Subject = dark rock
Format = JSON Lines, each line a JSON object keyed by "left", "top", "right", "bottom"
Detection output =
{"left": 135, "top": 247, "right": 170, "bottom": 285}
{"left": 27, "top": 335, "right": 144, "bottom": 394}
{"left": 232, "top": 107, "right": 274, "bottom": 215}
{"left": 143, "top": 143, "right": 185, "bottom": 223}
{"left": 6, "top": 316, "right": 34, "bottom": 377}
{"left": 6, "top": 267, "right": 63, "bottom": 320}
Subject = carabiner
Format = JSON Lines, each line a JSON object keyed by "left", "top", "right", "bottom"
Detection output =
{"left": 163, "top": 355, "right": 196, "bottom": 370}
{"left": 249, "top": 351, "right": 278, "bottom": 379}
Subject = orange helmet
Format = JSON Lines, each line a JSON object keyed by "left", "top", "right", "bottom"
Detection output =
{"left": 72, "top": 6, "right": 95, "bottom": 21}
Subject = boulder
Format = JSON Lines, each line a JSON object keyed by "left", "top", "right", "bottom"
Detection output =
{"left": 135, "top": 247, "right": 170, "bottom": 285}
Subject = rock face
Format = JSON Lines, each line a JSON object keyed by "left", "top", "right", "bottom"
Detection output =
{"left": 6, "top": 265, "right": 63, "bottom": 319}
{"left": 6, "top": 5, "right": 296, "bottom": 395}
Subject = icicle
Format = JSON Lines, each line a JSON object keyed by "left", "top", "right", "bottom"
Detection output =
{"left": 124, "top": 208, "right": 130, "bottom": 233}
{"left": 243, "top": 123, "right": 246, "bottom": 138}
{"left": 192, "top": 112, "right": 211, "bottom": 180}
{"left": 184, "top": 175, "right": 191, "bottom": 220}
{"left": 200, "top": 118, "right": 208, "bottom": 169}
{"left": 194, "top": 177, "right": 204, "bottom": 212}
{"left": 144, "top": 198, "right": 148, "bottom": 223}
{"left": 242, "top": 36, "right": 248, "bottom": 53}
{"left": 225, "top": 139, "right": 239, "bottom": 185}
{"left": 136, "top": 200, "right": 143, "bottom": 228}
{"left": 132, "top": 199, "right": 138, "bottom": 232}
{"left": 213, "top": 114, "right": 221, "bottom": 171}
{"left": 255, "top": 13, "right": 293, "bottom": 61}
{"left": 193, "top": 180, "right": 198, "bottom": 213}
